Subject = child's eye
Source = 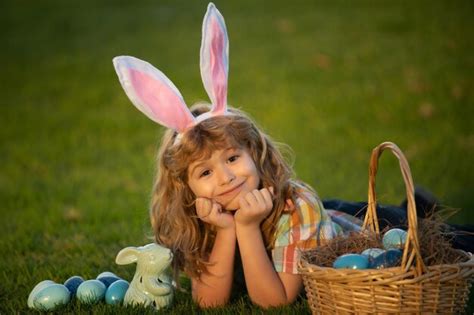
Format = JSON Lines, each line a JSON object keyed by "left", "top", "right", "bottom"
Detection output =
{"left": 228, "top": 155, "right": 239, "bottom": 163}
{"left": 199, "top": 170, "right": 211, "bottom": 178}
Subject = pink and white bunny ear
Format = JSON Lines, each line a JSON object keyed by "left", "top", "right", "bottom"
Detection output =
{"left": 113, "top": 56, "right": 195, "bottom": 132}
{"left": 200, "top": 3, "right": 229, "bottom": 115}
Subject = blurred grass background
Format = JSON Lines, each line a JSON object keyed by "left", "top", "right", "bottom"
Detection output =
{"left": 1, "top": 0, "right": 473, "bottom": 313}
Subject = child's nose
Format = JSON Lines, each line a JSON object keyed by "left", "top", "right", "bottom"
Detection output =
{"left": 218, "top": 166, "right": 235, "bottom": 185}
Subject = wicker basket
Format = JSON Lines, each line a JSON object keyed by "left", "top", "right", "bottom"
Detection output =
{"left": 299, "top": 142, "right": 474, "bottom": 314}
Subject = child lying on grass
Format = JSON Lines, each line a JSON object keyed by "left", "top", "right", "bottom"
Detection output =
{"left": 112, "top": 3, "right": 473, "bottom": 308}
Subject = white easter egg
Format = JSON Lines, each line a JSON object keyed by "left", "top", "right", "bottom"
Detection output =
{"left": 76, "top": 279, "right": 106, "bottom": 304}
{"left": 383, "top": 228, "right": 407, "bottom": 250}
{"left": 28, "top": 280, "right": 55, "bottom": 308}
{"left": 96, "top": 271, "right": 118, "bottom": 279}
{"left": 32, "top": 284, "right": 71, "bottom": 311}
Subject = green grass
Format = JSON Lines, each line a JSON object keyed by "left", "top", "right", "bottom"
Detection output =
{"left": 1, "top": 0, "right": 473, "bottom": 313}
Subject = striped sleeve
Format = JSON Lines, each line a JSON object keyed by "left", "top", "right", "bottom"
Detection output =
{"left": 272, "top": 192, "right": 341, "bottom": 274}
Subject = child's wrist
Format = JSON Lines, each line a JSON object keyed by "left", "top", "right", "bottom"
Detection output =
{"left": 235, "top": 222, "right": 261, "bottom": 233}
{"left": 215, "top": 224, "right": 237, "bottom": 242}
{"left": 216, "top": 223, "right": 236, "bottom": 233}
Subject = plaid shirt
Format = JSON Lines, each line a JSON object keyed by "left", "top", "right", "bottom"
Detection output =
{"left": 272, "top": 187, "right": 363, "bottom": 274}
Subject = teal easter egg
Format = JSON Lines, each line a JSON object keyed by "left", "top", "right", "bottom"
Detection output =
{"left": 333, "top": 254, "right": 369, "bottom": 269}
{"left": 76, "top": 279, "right": 106, "bottom": 304}
{"left": 369, "top": 249, "right": 403, "bottom": 269}
{"left": 64, "top": 276, "right": 84, "bottom": 296}
{"left": 361, "top": 248, "right": 385, "bottom": 258}
{"left": 32, "top": 284, "right": 71, "bottom": 311}
{"left": 105, "top": 279, "right": 129, "bottom": 305}
{"left": 28, "top": 280, "right": 55, "bottom": 308}
{"left": 383, "top": 228, "right": 407, "bottom": 250}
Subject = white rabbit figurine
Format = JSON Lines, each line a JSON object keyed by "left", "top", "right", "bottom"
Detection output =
{"left": 116, "top": 243, "right": 174, "bottom": 310}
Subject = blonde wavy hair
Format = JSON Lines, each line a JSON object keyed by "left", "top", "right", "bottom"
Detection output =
{"left": 150, "top": 103, "right": 308, "bottom": 279}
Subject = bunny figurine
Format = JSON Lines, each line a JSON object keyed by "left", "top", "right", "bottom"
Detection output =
{"left": 116, "top": 243, "right": 174, "bottom": 310}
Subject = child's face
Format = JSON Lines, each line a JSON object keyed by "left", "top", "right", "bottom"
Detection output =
{"left": 187, "top": 147, "right": 260, "bottom": 211}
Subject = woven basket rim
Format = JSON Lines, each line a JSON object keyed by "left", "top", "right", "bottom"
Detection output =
{"left": 299, "top": 246, "right": 474, "bottom": 271}
{"left": 299, "top": 251, "right": 474, "bottom": 271}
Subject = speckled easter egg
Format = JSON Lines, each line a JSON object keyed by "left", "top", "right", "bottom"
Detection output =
{"left": 105, "top": 279, "right": 129, "bottom": 305}
{"left": 28, "top": 280, "right": 55, "bottom": 308}
{"left": 64, "top": 276, "right": 84, "bottom": 296}
{"left": 76, "top": 279, "right": 106, "bottom": 304}
{"left": 361, "top": 248, "right": 386, "bottom": 258}
{"left": 97, "top": 272, "right": 121, "bottom": 288}
{"left": 333, "top": 254, "right": 370, "bottom": 269}
{"left": 32, "top": 284, "right": 71, "bottom": 311}
{"left": 369, "top": 249, "right": 403, "bottom": 269}
{"left": 383, "top": 228, "right": 407, "bottom": 250}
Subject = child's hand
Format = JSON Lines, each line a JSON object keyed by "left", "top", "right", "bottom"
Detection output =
{"left": 235, "top": 187, "right": 273, "bottom": 227}
{"left": 196, "top": 198, "right": 235, "bottom": 230}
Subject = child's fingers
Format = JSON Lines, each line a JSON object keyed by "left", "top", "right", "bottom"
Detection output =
{"left": 251, "top": 189, "right": 265, "bottom": 206}
{"left": 211, "top": 201, "right": 222, "bottom": 214}
{"left": 196, "top": 198, "right": 212, "bottom": 219}
{"left": 238, "top": 195, "right": 250, "bottom": 209}
{"left": 244, "top": 190, "right": 258, "bottom": 206}
{"left": 207, "top": 202, "right": 221, "bottom": 220}
{"left": 268, "top": 186, "right": 274, "bottom": 196}
{"left": 260, "top": 188, "right": 273, "bottom": 209}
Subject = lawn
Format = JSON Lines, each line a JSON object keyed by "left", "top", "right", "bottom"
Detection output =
{"left": 1, "top": 0, "right": 473, "bottom": 313}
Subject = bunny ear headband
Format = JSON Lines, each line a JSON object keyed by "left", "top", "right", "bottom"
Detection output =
{"left": 112, "top": 3, "right": 229, "bottom": 136}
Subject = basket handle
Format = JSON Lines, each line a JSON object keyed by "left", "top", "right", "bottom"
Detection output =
{"left": 362, "top": 142, "right": 426, "bottom": 275}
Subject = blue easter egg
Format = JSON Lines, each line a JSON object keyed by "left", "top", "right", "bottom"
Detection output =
{"left": 97, "top": 271, "right": 121, "bottom": 288}
{"left": 369, "top": 249, "right": 403, "bottom": 269}
{"left": 361, "top": 248, "right": 385, "bottom": 258}
{"left": 76, "top": 279, "right": 106, "bottom": 304}
{"left": 105, "top": 279, "right": 129, "bottom": 305}
{"left": 32, "top": 284, "right": 71, "bottom": 311}
{"left": 383, "top": 228, "right": 407, "bottom": 250}
{"left": 333, "top": 254, "right": 369, "bottom": 269}
{"left": 64, "top": 276, "right": 84, "bottom": 296}
{"left": 97, "top": 276, "right": 121, "bottom": 288}
{"left": 28, "top": 280, "right": 55, "bottom": 308}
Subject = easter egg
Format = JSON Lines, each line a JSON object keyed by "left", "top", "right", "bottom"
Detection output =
{"left": 32, "top": 284, "right": 71, "bottom": 311}
{"left": 64, "top": 276, "right": 84, "bottom": 296}
{"left": 361, "top": 248, "right": 385, "bottom": 258}
{"left": 369, "top": 249, "right": 403, "bottom": 269}
{"left": 97, "top": 276, "right": 121, "bottom": 288}
{"left": 28, "top": 280, "right": 56, "bottom": 308}
{"left": 97, "top": 272, "right": 121, "bottom": 288}
{"left": 383, "top": 228, "right": 407, "bottom": 250}
{"left": 333, "top": 254, "right": 369, "bottom": 269}
{"left": 97, "top": 271, "right": 118, "bottom": 279}
{"left": 105, "top": 279, "right": 129, "bottom": 305}
{"left": 76, "top": 279, "right": 106, "bottom": 304}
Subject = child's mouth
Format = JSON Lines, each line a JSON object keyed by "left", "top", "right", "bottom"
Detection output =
{"left": 215, "top": 181, "right": 245, "bottom": 209}
{"left": 218, "top": 181, "right": 244, "bottom": 197}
